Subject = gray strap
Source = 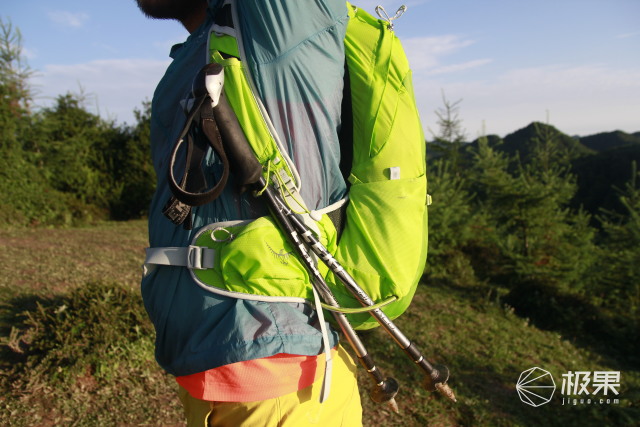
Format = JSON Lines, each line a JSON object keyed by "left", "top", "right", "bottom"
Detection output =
{"left": 312, "top": 286, "right": 333, "bottom": 403}
{"left": 144, "top": 246, "right": 216, "bottom": 270}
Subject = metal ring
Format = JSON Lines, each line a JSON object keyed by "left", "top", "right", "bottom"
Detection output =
{"left": 209, "top": 227, "right": 234, "bottom": 243}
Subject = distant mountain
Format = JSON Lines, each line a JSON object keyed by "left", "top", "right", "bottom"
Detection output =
{"left": 499, "top": 122, "right": 594, "bottom": 161}
{"left": 431, "top": 123, "right": 640, "bottom": 162}
{"left": 579, "top": 130, "right": 640, "bottom": 152}
{"left": 427, "top": 121, "right": 640, "bottom": 220}
{"left": 457, "top": 122, "right": 592, "bottom": 167}
{"left": 480, "top": 134, "right": 503, "bottom": 148}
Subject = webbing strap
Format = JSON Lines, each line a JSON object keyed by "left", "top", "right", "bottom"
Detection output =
{"left": 144, "top": 246, "right": 216, "bottom": 270}
{"left": 311, "top": 286, "right": 333, "bottom": 403}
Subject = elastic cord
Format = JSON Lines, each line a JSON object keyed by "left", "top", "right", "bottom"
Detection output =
{"left": 320, "top": 296, "right": 397, "bottom": 313}
{"left": 255, "top": 160, "right": 271, "bottom": 196}
{"left": 272, "top": 168, "right": 309, "bottom": 215}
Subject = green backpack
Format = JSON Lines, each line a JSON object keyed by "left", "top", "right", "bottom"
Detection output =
{"left": 326, "top": 3, "right": 429, "bottom": 329}
{"left": 146, "top": 3, "right": 429, "bottom": 330}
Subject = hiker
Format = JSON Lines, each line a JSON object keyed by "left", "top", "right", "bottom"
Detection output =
{"left": 135, "top": 0, "right": 362, "bottom": 425}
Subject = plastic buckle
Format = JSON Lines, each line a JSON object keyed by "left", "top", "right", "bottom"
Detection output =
{"left": 187, "top": 246, "right": 207, "bottom": 270}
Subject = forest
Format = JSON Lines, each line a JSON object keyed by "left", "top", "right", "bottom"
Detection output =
{"left": 426, "top": 99, "right": 639, "bottom": 367}
{"left": 0, "top": 19, "right": 154, "bottom": 227}
{"left": 1, "top": 17, "right": 639, "bottom": 425}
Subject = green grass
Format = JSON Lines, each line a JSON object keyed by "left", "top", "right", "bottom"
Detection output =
{"left": 0, "top": 221, "right": 184, "bottom": 426}
{"left": 0, "top": 221, "right": 638, "bottom": 426}
{"left": 0, "top": 282, "right": 182, "bottom": 425}
{"left": 357, "top": 282, "right": 639, "bottom": 426}
{"left": 0, "top": 220, "right": 148, "bottom": 293}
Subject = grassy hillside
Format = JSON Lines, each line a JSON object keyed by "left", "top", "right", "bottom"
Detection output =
{"left": 1, "top": 221, "right": 638, "bottom": 426}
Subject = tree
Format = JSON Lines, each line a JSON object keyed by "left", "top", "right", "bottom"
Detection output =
{"left": 35, "top": 93, "right": 114, "bottom": 212}
{"left": 0, "top": 19, "right": 155, "bottom": 225}
{"left": 597, "top": 162, "right": 640, "bottom": 315}
{"left": 426, "top": 158, "right": 481, "bottom": 282}
{"left": 0, "top": 19, "right": 72, "bottom": 226}
{"left": 105, "top": 101, "right": 156, "bottom": 219}
{"left": 33, "top": 95, "right": 155, "bottom": 220}
{"left": 429, "top": 92, "right": 467, "bottom": 174}
{"left": 471, "top": 126, "right": 598, "bottom": 291}
{"left": 0, "top": 17, "right": 33, "bottom": 149}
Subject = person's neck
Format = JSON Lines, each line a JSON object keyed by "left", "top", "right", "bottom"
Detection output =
{"left": 181, "top": 5, "right": 208, "bottom": 33}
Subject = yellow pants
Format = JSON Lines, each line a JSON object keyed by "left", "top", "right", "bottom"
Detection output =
{"left": 178, "top": 345, "right": 362, "bottom": 427}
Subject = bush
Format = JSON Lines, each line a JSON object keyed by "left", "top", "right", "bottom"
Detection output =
{"left": 0, "top": 148, "right": 76, "bottom": 226}
{"left": 3, "top": 282, "right": 152, "bottom": 382}
{"left": 0, "top": 282, "right": 182, "bottom": 425}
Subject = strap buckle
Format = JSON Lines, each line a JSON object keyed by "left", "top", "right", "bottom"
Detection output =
{"left": 187, "top": 245, "right": 213, "bottom": 270}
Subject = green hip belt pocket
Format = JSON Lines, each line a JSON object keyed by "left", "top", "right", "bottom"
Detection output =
{"left": 144, "top": 212, "right": 339, "bottom": 303}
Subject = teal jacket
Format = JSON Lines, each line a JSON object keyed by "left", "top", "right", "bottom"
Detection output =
{"left": 142, "top": 0, "right": 348, "bottom": 376}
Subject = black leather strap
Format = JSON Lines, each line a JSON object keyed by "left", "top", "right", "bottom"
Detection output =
{"left": 166, "top": 101, "right": 230, "bottom": 207}
{"left": 163, "top": 90, "right": 231, "bottom": 228}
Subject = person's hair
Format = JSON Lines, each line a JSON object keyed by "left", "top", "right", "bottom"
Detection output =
{"left": 136, "top": 0, "right": 207, "bottom": 22}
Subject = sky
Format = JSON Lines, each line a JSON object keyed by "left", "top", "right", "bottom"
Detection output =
{"left": 4, "top": 0, "right": 640, "bottom": 138}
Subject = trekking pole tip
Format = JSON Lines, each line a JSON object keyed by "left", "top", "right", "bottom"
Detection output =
{"left": 369, "top": 377, "right": 399, "bottom": 408}
{"left": 422, "top": 364, "right": 456, "bottom": 402}
{"left": 387, "top": 397, "right": 399, "bottom": 414}
{"left": 435, "top": 382, "right": 457, "bottom": 403}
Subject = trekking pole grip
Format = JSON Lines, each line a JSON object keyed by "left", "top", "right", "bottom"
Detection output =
{"left": 202, "top": 63, "right": 263, "bottom": 187}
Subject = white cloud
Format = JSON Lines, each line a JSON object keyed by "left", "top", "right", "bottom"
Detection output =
{"left": 31, "top": 58, "right": 171, "bottom": 124}
{"left": 48, "top": 11, "right": 89, "bottom": 29}
{"left": 27, "top": 48, "right": 639, "bottom": 139}
{"left": 153, "top": 36, "right": 188, "bottom": 55}
{"left": 403, "top": 35, "right": 488, "bottom": 75}
{"left": 427, "top": 59, "right": 493, "bottom": 76}
{"left": 616, "top": 31, "right": 640, "bottom": 39}
{"left": 94, "top": 43, "right": 120, "bottom": 55}
{"left": 412, "top": 64, "right": 640, "bottom": 137}
{"left": 397, "top": 28, "right": 639, "bottom": 136}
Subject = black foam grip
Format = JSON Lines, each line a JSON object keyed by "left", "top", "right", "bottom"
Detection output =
{"left": 213, "top": 91, "right": 263, "bottom": 187}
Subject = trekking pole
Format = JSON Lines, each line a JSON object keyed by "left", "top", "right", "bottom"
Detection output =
{"left": 259, "top": 180, "right": 400, "bottom": 411}
{"left": 206, "top": 63, "right": 400, "bottom": 411}
{"left": 281, "top": 211, "right": 456, "bottom": 402}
